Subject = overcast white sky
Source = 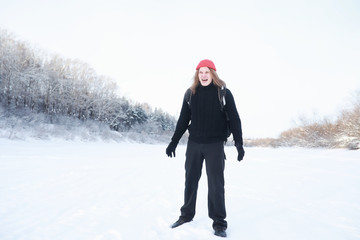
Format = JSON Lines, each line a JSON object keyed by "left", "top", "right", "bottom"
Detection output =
{"left": 1, "top": 0, "right": 360, "bottom": 138}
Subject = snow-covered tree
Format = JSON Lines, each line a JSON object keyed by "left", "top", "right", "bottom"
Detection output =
{"left": 0, "top": 29, "right": 176, "bottom": 141}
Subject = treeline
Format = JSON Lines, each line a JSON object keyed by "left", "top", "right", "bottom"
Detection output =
{"left": 0, "top": 29, "right": 176, "bottom": 138}
{"left": 2, "top": 29, "right": 359, "bottom": 147}
{"left": 246, "top": 92, "right": 360, "bottom": 149}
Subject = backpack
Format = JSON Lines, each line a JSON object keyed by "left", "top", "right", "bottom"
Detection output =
{"left": 184, "top": 86, "right": 231, "bottom": 138}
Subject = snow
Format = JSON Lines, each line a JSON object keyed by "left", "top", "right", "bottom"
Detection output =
{"left": 0, "top": 139, "right": 360, "bottom": 240}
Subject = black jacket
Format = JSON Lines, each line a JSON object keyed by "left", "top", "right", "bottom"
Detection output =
{"left": 171, "top": 83, "right": 243, "bottom": 145}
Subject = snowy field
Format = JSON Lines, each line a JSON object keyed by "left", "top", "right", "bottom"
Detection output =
{"left": 0, "top": 139, "right": 360, "bottom": 240}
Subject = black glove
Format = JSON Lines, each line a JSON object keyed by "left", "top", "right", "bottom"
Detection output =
{"left": 235, "top": 143, "right": 245, "bottom": 161}
{"left": 166, "top": 141, "right": 178, "bottom": 158}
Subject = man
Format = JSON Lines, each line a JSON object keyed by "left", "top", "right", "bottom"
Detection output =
{"left": 166, "top": 59, "right": 245, "bottom": 238}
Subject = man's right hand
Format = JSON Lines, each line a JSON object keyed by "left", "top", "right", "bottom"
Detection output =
{"left": 166, "top": 141, "right": 178, "bottom": 158}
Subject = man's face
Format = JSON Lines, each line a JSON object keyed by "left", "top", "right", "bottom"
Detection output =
{"left": 198, "top": 67, "right": 213, "bottom": 86}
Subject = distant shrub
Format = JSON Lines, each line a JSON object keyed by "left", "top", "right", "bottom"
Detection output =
{"left": 275, "top": 91, "right": 360, "bottom": 149}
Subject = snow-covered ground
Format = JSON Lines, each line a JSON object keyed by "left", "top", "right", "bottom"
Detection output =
{"left": 0, "top": 139, "right": 359, "bottom": 240}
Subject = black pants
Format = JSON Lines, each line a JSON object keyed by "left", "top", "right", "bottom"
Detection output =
{"left": 180, "top": 140, "right": 227, "bottom": 229}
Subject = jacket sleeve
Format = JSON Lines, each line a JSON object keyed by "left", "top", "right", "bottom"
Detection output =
{"left": 171, "top": 90, "right": 191, "bottom": 144}
{"left": 225, "top": 89, "right": 243, "bottom": 145}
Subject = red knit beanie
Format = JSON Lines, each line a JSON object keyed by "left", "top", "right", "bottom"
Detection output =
{"left": 196, "top": 59, "right": 216, "bottom": 71}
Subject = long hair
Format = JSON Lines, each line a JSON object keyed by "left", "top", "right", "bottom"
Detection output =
{"left": 190, "top": 68, "right": 226, "bottom": 94}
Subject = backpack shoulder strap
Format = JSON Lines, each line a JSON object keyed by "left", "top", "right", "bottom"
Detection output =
{"left": 218, "top": 86, "right": 226, "bottom": 110}
{"left": 184, "top": 88, "right": 192, "bottom": 107}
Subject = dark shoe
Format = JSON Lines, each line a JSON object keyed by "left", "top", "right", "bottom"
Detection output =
{"left": 171, "top": 217, "right": 192, "bottom": 228}
{"left": 214, "top": 227, "right": 227, "bottom": 237}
